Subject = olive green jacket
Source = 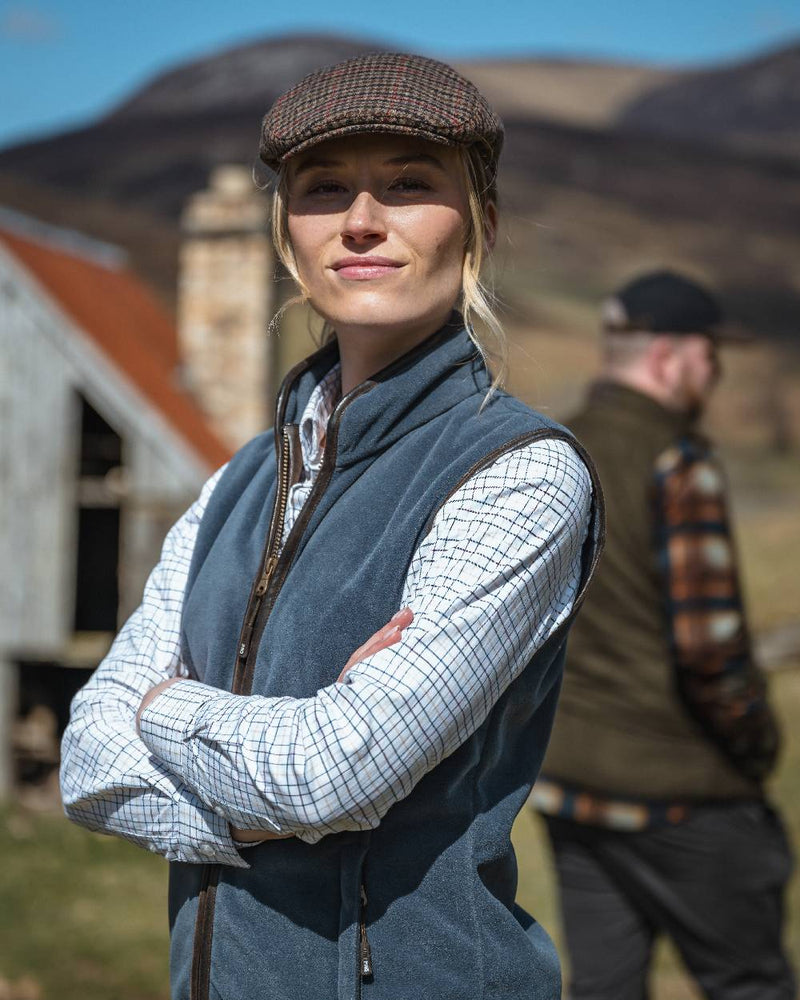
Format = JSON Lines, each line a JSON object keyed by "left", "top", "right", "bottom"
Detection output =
{"left": 543, "top": 381, "right": 761, "bottom": 801}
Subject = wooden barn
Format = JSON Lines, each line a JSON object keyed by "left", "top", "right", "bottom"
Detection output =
{"left": 0, "top": 206, "right": 238, "bottom": 794}
{"left": 0, "top": 165, "right": 302, "bottom": 796}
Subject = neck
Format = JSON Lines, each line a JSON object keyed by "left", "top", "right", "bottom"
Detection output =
{"left": 334, "top": 308, "right": 456, "bottom": 395}
{"left": 601, "top": 366, "right": 685, "bottom": 415}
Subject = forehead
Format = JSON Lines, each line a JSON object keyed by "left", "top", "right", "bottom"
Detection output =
{"left": 287, "top": 133, "right": 459, "bottom": 175}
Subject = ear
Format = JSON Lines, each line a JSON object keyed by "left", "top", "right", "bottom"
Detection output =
{"left": 484, "top": 200, "right": 498, "bottom": 252}
{"left": 647, "top": 335, "right": 679, "bottom": 385}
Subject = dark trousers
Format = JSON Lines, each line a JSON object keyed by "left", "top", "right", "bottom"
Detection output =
{"left": 543, "top": 802, "right": 795, "bottom": 1000}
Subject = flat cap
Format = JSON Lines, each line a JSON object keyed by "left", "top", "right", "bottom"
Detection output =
{"left": 259, "top": 52, "right": 504, "bottom": 181}
{"left": 602, "top": 270, "right": 728, "bottom": 338}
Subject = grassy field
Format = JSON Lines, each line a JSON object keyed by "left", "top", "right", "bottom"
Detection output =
{"left": 1, "top": 666, "right": 799, "bottom": 998}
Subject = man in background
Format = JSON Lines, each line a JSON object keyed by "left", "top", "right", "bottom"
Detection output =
{"left": 533, "top": 270, "right": 794, "bottom": 999}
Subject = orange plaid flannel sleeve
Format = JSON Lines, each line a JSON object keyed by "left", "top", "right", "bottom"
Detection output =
{"left": 652, "top": 435, "right": 779, "bottom": 782}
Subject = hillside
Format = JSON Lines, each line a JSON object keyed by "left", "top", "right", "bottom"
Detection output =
{"left": 456, "top": 57, "right": 673, "bottom": 127}
{"left": 0, "top": 33, "right": 799, "bottom": 346}
{"left": 109, "top": 33, "right": 384, "bottom": 120}
{"left": 618, "top": 41, "right": 800, "bottom": 158}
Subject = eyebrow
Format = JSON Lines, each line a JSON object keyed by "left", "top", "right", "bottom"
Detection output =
{"left": 292, "top": 151, "right": 446, "bottom": 179}
{"left": 384, "top": 153, "right": 446, "bottom": 171}
{"left": 292, "top": 157, "right": 344, "bottom": 178}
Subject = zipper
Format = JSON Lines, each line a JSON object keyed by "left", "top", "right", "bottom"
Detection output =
{"left": 189, "top": 426, "right": 293, "bottom": 1000}
{"left": 233, "top": 427, "right": 292, "bottom": 680}
{"left": 359, "top": 883, "right": 373, "bottom": 980}
{"left": 189, "top": 380, "right": 376, "bottom": 1000}
{"left": 189, "top": 866, "right": 219, "bottom": 1000}
{"left": 238, "top": 380, "right": 375, "bottom": 696}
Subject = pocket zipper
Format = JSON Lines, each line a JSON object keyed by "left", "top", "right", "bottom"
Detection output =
{"left": 359, "top": 883, "right": 373, "bottom": 979}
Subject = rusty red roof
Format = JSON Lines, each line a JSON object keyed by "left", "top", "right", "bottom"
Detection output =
{"left": 0, "top": 223, "right": 232, "bottom": 470}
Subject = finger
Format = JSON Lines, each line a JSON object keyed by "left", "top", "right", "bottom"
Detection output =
{"left": 390, "top": 607, "right": 414, "bottom": 628}
{"left": 371, "top": 609, "right": 414, "bottom": 642}
{"left": 338, "top": 627, "right": 405, "bottom": 681}
{"left": 360, "top": 625, "right": 403, "bottom": 659}
{"left": 337, "top": 609, "right": 415, "bottom": 682}
{"left": 341, "top": 628, "right": 399, "bottom": 675}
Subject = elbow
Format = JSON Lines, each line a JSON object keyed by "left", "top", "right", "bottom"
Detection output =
{"left": 58, "top": 757, "right": 87, "bottom": 825}
{"left": 58, "top": 729, "right": 97, "bottom": 828}
{"left": 289, "top": 762, "right": 408, "bottom": 840}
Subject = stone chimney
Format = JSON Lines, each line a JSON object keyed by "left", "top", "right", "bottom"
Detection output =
{"left": 178, "top": 165, "right": 276, "bottom": 449}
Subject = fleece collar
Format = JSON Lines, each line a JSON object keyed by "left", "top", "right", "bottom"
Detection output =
{"left": 275, "top": 315, "right": 490, "bottom": 469}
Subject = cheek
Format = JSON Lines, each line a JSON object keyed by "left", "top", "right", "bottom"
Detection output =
{"left": 287, "top": 216, "right": 325, "bottom": 279}
{"left": 413, "top": 209, "right": 467, "bottom": 272}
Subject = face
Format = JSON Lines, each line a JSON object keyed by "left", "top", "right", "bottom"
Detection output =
{"left": 665, "top": 334, "right": 720, "bottom": 416}
{"left": 285, "top": 134, "right": 470, "bottom": 341}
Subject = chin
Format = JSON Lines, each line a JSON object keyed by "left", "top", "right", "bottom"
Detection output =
{"left": 320, "top": 295, "right": 442, "bottom": 335}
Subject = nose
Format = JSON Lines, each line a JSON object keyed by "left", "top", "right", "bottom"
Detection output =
{"left": 341, "top": 190, "right": 386, "bottom": 243}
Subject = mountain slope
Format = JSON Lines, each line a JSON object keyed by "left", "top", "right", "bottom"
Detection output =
{"left": 0, "top": 33, "right": 798, "bottom": 341}
{"left": 617, "top": 41, "right": 800, "bottom": 157}
{"left": 109, "top": 33, "right": 384, "bottom": 121}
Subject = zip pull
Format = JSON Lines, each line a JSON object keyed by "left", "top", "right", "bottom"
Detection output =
{"left": 255, "top": 554, "right": 279, "bottom": 597}
{"left": 238, "top": 623, "right": 253, "bottom": 660}
{"left": 239, "top": 552, "right": 279, "bottom": 659}
{"left": 359, "top": 884, "right": 373, "bottom": 979}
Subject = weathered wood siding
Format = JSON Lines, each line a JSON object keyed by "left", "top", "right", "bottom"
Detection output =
{"left": 0, "top": 243, "right": 214, "bottom": 653}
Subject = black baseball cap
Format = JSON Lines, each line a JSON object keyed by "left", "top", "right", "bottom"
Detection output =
{"left": 601, "top": 270, "right": 740, "bottom": 339}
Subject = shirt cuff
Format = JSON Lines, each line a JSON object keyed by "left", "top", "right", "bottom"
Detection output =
{"left": 174, "top": 800, "right": 251, "bottom": 869}
{"left": 138, "top": 678, "right": 284, "bottom": 844}
{"left": 138, "top": 678, "right": 212, "bottom": 773}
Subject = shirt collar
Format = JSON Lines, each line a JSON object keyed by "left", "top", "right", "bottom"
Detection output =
{"left": 299, "top": 363, "right": 341, "bottom": 473}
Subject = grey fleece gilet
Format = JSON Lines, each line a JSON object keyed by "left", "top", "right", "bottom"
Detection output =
{"left": 169, "top": 321, "right": 603, "bottom": 1000}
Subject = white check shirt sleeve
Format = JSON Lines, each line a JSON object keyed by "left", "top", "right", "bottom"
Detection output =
{"left": 136, "top": 438, "right": 592, "bottom": 846}
{"left": 59, "top": 464, "right": 251, "bottom": 868}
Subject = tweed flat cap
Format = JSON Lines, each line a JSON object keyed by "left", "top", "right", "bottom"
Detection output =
{"left": 259, "top": 52, "right": 504, "bottom": 180}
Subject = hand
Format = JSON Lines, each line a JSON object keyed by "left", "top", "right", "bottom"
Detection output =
{"left": 231, "top": 608, "right": 414, "bottom": 846}
{"left": 337, "top": 608, "right": 414, "bottom": 682}
{"left": 230, "top": 826, "right": 292, "bottom": 843}
{"left": 135, "top": 677, "right": 183, "bottom": 733}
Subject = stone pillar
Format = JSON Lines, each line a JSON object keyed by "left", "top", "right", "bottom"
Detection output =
{"left": 178, "top": 166, "right": 275, "bottom": 449}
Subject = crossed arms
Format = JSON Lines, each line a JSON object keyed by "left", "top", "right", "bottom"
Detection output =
{"left": 60, "top": 440, "right": 591, "bottom": 866}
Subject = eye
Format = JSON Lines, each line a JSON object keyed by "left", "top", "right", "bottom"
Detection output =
{"left": 305, "top": 179, "right": 348, "bottom": 195}
{"left": 388, "top": 176, "right": 432, "bottom": 193}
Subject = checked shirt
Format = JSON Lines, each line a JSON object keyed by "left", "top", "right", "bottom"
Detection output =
{"left": 61, "top": 366, "right": 592, "bottom": 867}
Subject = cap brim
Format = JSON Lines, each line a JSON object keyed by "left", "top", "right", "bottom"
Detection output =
{"left": 711, "top": 321, "right": 753, "bottom": 344}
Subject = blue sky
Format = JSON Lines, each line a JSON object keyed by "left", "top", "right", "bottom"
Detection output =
{"left": 1, "top": 0, "right": 799, "bottom": 150}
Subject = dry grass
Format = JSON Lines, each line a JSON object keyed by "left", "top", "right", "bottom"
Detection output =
{"left": 4, "top": 662, "right": 800, "bottom": 999}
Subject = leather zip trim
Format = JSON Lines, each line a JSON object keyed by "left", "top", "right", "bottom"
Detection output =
{"left": 232, "top": 425, "right": 293, "bottom": 687}
{"left": 359, "top": 883, "right": 373, "bottom": 980}
{"left": 189, "top": 425, "right": 296, "bottom": 1000}
{"left": 240, "top": 380, "right": 375, "bottom": 694}
{"left": 188, "top": 377, "right": 377, "bottom": 1000}
{"left": 189, "top": 866, "right": 219, "bottom": 1000}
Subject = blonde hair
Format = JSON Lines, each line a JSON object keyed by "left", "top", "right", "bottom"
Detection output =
{"left": 269, "top": 144, "right": 507, "bottom": 391}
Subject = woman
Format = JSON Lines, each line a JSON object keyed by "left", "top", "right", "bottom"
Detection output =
{"left": 61, "top": 52, "right": 602, "bottom": 1000}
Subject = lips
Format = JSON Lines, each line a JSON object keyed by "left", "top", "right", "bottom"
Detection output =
{"left": 330, "top": 256, "right": 405, "bottom": 280}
